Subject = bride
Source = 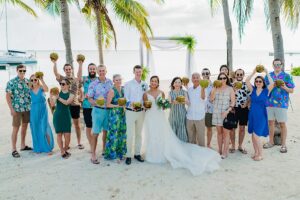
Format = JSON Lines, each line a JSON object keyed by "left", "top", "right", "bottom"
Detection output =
{"left": 142, "top": 76, "right": 221, "bottom": 176}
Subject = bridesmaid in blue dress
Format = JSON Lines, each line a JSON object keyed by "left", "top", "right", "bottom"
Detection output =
{"left": 29, "top": 74, "right": 54, "bottom": 153}
{"left": 246, "top": 67, "right": 274, "bottom": 161}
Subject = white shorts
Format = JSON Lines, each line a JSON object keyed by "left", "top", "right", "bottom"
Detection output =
{"left": 267, "top": 107, "right": 287, "bottom": 123}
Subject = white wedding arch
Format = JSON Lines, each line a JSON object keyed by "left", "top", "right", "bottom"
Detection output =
{"left": 139, "top": 36, "right": 197, "bottom": 79}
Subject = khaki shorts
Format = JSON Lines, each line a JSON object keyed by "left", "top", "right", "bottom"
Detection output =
{"left": 12, "top": 111, "right": 30, "bottom": 127}
{"left": 267, "top": 107, "right": 287, "bottom": 123}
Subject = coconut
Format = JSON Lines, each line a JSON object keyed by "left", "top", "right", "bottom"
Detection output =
{"left": 50, "top": 52, "right": 59, "bottom": 61}
{"left": 50, "top": 87, "right": 59, "bottom": 96}
{"left": 118, "top": 98, "right": 127, "bottom": 106}
{"left": 234, "top": 82, "right": 243, "bottom": 89}
{"left": 35, "top": 71, "right": 44, "bottom": 79}
{"left": 144, "top": 100, "right": 152, "bottom": 109}
{"left": 182, "top": 77, "right": 189, "bottom": 85}
{"left": 200, "top": 80, "right": 210, "bottom": 88}
{"left": 176, "top": 95, "right": 185, "bottom": 104}
{"left": 95, "top": 97, "right": 105, "bottom": 106}
{"left": 77, "top": 54, "right": 85, "bottom": 62}
{"left": 213, "top": 80, "right": 222, "bottom": 88}
{"left": 256, "top": 65, "right": 264, "bottom": 73}
{"left": 133, "top": 102, "right": 142, "bottom": 109}
{"left": 275, "top": 79, "right": 284, "bottom": 87}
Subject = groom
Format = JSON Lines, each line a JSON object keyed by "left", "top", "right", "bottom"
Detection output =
{"left": 124, "top": 65, "right": 148, "bottom": 165}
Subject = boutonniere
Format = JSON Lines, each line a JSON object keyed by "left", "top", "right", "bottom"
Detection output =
{"left": 142, "top": 83, "right": 147, "bottom": 92}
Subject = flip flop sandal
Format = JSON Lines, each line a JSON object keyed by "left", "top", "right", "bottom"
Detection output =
{"left": 229, "top": 148, "right": 236, "bottom": 153}
{"left": 253, "top": 156, "right": 263, "bottom": 161}
{"left": 263, "top": 142, "right": 274, "bottom": 149}
{"left": 280, "top": 146, "right": 288, "bottom": 153}
{"left": 238, "top": 148, "right": 248, "bottom": 154}
{"left": 12, "top": 150, "right": 20, "bottom": 158}
{"left": 91, "top": 159, "right": 100, "bottom": 164}
{"left": 20, "top": 146, "right": 33, "bottom": 151}
{"left": 65, "top": 151, "right": 71, "bottom": 157}
{"left": 78, "top": 144, "right": 84, "bottom": 150}
{"left": 62, "top": 153, "right": 69, "bottom": 159}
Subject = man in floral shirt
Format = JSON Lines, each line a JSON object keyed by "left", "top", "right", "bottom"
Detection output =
{"left": 87, "top": 65, "right": 113, "bottom": 164}
{"left": 6, "top": 64, "right": 32, "bottom": 158}
{"left": 264, "top": 59, "right": 295, "bottom": 153}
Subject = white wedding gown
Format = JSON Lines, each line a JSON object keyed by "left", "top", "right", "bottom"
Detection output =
{"left": 142, "top": 93, "right": 221, "bottom": 176}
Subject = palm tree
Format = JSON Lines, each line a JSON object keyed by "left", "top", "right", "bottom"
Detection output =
{"left": 209, "top": 0, "right": 233, "bottom": 70}
{"left": 209, "top": 0, "right": 253, "bottom": 71}
{"left": 45, "top": 0, "right": 77, "bottom": 65}
{"left": 233, "top": 0, "right": 300, "bottom": 69}
{"left": 81, "top": 0, "right": 155, "bottom": 64}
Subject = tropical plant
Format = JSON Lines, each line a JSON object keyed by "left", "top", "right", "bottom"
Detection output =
{"left": 170, "top": 35, "right": 197, "bottom": 52}
{"left": 291, "top": 66, "right": 300, "bottom": 76}
{"left": 141, "top": 66, "right": 150, "bottom": 81}
{"left": 45, "top": 0, "right": 78, "bottom": 65}
{"left": 81, "top": 0, "right": 159, "bottom": 64}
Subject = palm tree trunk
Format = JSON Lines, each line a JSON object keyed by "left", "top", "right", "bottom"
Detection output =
{"left": 94, "top": 8, "right": 104, "bottom": 65}
{"left": 60, "top": 0, "right": 73, "bottom": 65}
{"left": 268, "top": 0, "right": 285, "bottom": 68}
{"left": 222, "top": 0, "right": 233, "bottom": 71}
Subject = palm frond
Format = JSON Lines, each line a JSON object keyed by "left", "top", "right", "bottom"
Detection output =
{"left": 45, "top": 0, "right": 61, "bottom": 16}
{"left": 233, "top": 0, "right": 254, "bottom": 41}
{"left": 208, "top": 0, "right": 222, "bottom": 16}
{"left": 281, "top": 0, "right": 300, "bottom": 30}
{"left": 264, "top": 0, "right": 271, "bottom": 30}
{"left": 8, "top": 0, "right": 38, "bottom": 17}
{"left": 111, "top": 0, "right": 152, "bottom": 48}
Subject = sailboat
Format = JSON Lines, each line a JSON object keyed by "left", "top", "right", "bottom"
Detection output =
{"left": 0, "top": 0, "right": 37, "bottom": 65}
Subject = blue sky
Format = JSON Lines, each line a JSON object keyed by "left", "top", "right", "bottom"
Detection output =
{"left": 0, "top": 0, "right": 299, "bottom": 51}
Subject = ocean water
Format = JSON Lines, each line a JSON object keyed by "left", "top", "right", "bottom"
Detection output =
{"left": 1, "top": 49, "right": 299, "bottom": 91}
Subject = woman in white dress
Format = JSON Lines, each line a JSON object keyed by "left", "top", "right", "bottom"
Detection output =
{"left": 142, "top": 76, "right": 221, "bottom": 176}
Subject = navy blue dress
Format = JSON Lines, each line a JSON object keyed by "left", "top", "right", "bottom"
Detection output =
{"left": 248, "top": 87, "right": 269, "bottom": 137}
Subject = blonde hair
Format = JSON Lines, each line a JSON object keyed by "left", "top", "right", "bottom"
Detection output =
{"left": 30, "top": 74, "right": 41, "bottom": 88}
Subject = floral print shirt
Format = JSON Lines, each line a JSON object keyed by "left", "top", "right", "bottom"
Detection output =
{"left": 6, "top": 76, "right": 31, "bottom": 112}
{"left": 87, "top": 78, "right": 113, "bottom": 103}
{"left": 265, "top": 71, "right": 295, "bottom": 109}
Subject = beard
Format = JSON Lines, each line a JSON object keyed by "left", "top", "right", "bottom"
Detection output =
{"left": 89, "top": 72, "right": 96, "bottom": 78}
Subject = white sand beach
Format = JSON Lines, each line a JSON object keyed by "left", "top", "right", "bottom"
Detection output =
{"left": 0, "top": 77, "right": 300, "bottom": 200}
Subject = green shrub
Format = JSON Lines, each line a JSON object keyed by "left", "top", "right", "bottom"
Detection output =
{"left": 291, "top": 67, "right": 300, "bottom": 76}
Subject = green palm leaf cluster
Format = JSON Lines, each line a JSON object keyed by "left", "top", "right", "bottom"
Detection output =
{"left": 0, "top": 0, "right": 45, "bottom": 17}
{"left": 82, "top": 0, "right": 153, "bottom": 50}
{"left": 171, "top": 35, "right": 197, "bottom": 52}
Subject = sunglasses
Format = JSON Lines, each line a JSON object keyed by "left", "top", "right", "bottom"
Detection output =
{"left": 236, "top": 73, "right": 243, "bottom": 77}
{"left": 60, "top": 82, "right": 66, "bottom": 86}
{"left": 255, "top": 80, "right": 263, "bottom": 83}
{"left": 31, "top": 79, "right": 38, "bottom": 82}
{"left": 218, "top": 77, "right": 227, "bottom": 80}
{"left": 202, "top": 72, "right": 210, "bottom": 76}
{"left": 18, "top": 70, "right": 26, "bottom": 73}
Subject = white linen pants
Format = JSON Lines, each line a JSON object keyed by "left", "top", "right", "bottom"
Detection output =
{"left": 125, "top": 110, "right": 145, "bottom": 158}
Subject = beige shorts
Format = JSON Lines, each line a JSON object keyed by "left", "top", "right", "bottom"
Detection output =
{"left": 267, "top": 107, "right": 287, "bottom": 123}
{"left": 12, "top": 111, "right": 30, "bottom": 127}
